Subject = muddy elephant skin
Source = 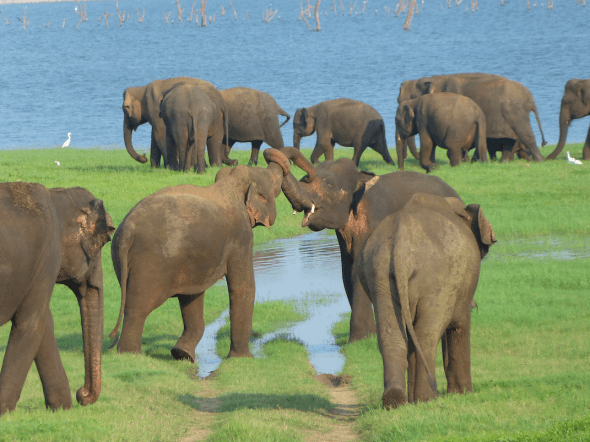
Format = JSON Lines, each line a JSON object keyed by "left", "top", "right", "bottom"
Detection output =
{"left": 293, "top": 98, "right": 394, "bottom": 166}
{"left": 109, "top": 149, "right": 290, "bottom": 362}
{"left": 0, "top": 183, "right": 114, "bottom": 415}
{"left": 278, "top": 147, "right": 460, "bottom": 342}
{"left": 220, "top": 87, "right": 290, "bottom": 166}
{"left": 356, "top": 193, "right": 496, "bottom": 409}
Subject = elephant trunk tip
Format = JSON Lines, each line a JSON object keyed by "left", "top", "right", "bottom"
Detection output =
{"left": 76, "top": 386, "right": 99, "bottom": 406}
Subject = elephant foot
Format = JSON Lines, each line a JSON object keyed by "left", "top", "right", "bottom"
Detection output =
{"left": 382, "top": 384, "right": 407, "bottom": 410}
{"left": 227, "top": 348, "right": 254, "bottom": 358}
{"left": 171, "top": 346, "right": 196, "bottom": 363}
{"left": 247, "top": 161, "right": 258, "bottom": 167}
{"left": 223, "top": 158, "right": 239, "bottom": 167}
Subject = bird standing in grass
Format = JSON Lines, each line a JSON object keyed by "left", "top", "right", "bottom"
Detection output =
{"left": 567, "top": 151, "right": 582, "bottom": 165}
{"left": 62, "top": 133, "right": 71, "bottom": 148}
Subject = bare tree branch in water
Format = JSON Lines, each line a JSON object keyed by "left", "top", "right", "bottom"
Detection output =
{"left": 361, "top": 0, "right": 368, "bottom": 14}
{"left": 229, "top": 0, "right": 238, "bottom": 19}
{"left": 16, "top": 7, "right": 29, "bottom": 30}
{"left": 200, "top": 1, "right": 207, "bottom": 26}
{"left": 116, "top": 1, "right": 128, "bottom": 26}
{"left": 395, "top": 0, "right": 408, "bottom": 17}
{"left": 403, "top": 0, "right": 416, "bottom": 30}
{"left": 162, "top": 10, "right": 171, "bottom": 24}
{"left": 263, "top": 5, "right": 278, "bottom": 23}
{"left": 75, "top": 0, "right": 87, "bottom": 29}
{"left": 103, "top": 10, "right": 112, "bottom": 27}
{"left": 1, "top": 10, "right": 10, "bottom": 25}
{"left": 313, "top": 0, "right": 321, "bottom": 30}
{"left": 175, "top": 0, "right": 185, "bottom": 24}
{"left": 348, "top": 0, "right": 357, "bottom": 15}
{"left": 136, "top": 7, "right": 145, "bottom": 23}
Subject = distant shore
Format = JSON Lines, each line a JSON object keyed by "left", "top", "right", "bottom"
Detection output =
{"left": 0, "top": 0, "right": 78, "bottom": 4}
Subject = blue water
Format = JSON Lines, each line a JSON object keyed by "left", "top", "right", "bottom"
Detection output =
{"left": 0, "top": 0, "right": 589, "bottom": 151}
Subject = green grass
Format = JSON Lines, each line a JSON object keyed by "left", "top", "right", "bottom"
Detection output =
{"left": 1, "top": 144, "right": 589, "bottom": 441}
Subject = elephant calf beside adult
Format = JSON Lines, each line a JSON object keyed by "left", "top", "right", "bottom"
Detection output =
{"left": 220, "top": 87, "right": 290, "bottom": 166}
{"left": 0, "top": 183, "right": 114, "bottom": 415}
{"left": 109, "top": 149, "right": 290, "bottom": 362}
{"left": 293, "top": 98, "right": 395, "bottom": 166}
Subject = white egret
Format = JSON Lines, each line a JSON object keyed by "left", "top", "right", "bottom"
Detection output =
{"left": 62, "top": 133, "right": 71, "bottom": 148}
{"left": 567, "top": 151, "right": 582, "bottom": 165}
{"left": 55, "top": 161, "right": 61, "bottom": 166}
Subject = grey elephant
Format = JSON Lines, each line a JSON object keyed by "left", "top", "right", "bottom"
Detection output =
{"left": 159, "top": 82, "right": 226, "bottom": 173}
{"left": 293, "top": 98, "right": 395, "bottom": 166}
{"left": 109, "top": 149, "right": 290, "bottom": 362}
{"left": 0, "top": 183, "right": 114, "bottom": 415}
{"left": 414, "top": 73, "right": 547, "bottom": 162}
{"left": 395, "top": 92, "right": 488, "bottom": 172}
{"left": 356, "top": 193, "right": 496, "bottom": 409}
{"left": 546, "top": 78, "right": 590, "bottom": 161}
{"left": 220, "top": 87, "right": 290, "bottom": 166}
{"left": 122, "top": 77, "right": 235, "bottom": 168}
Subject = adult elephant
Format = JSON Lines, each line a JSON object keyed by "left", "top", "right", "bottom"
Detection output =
{"left": 414, "top": 73, "right": 547, "bottom": 162}
{"left": 293, "top": 98, "right": 395, "bottom": 166}
{"left": 122, "top": 77, "right": 235, "bottom": 168}
{"left": 220, "top": 87, "right": 290, "bottom": 166}
{"left": 0, "top": 183, "right": 114, "bottom": 415}
{"left": 356, "top": 193, "right": 496, "bottom": 409}
{"left": 279, "top": 147, "right": 460, "bottom": 342}
{"left": 546, "top": 79, "right": 590, "bottom": 161}
{"left": 109, "top": 149, "right": 290, "bottom": 362}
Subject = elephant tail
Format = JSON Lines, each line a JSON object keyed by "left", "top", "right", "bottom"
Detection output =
{"left": 531, "top": 100, "right": 547, "bottom": 147}
{"left": 475, "top": 111, "right": 488, "bottom": 163}
{"left": 277, "top": 106, "right": 291, "bottom": 129}
{"left": 108, "top": 231, "right": 131, "bottom": 348}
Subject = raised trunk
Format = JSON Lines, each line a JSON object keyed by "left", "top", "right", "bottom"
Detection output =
{"left": 546, "top": 106, "right": 571, "bottom": 160}
{"left": 123, "top": 115, "right": 148, "bottom": 164}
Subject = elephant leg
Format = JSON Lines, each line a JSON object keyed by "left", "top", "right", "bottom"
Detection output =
{"left": 349, "top": 278, "right": 377, "bottom": 342}
{"left": 171, "top": 294, "right": 205, "bottom": 362}
{"left": 406, "top": 342, "right": 417, "bottom": 404}
{"left": 408, "top": 320, "right": 439, "bottom": 403}
{"left": 407, "top": 136, "right": 420, "bottom": 160}
{"left": 447, "top": 148, "right": 463, "bottom": 167}
{"left": 34, "top": 310, "right": 72, "bottom": 411}
{"left": 513, "top": 124, "right": 544, "bottom": 162}
{"left": 310, "top": 134, "right": 332, "bottom": 164}
{"left": 207, "top": 126, "right": 225, "bottom": 168}
{"left": 444, "top": 309, "right": 473, "bottom": 395}
{"left": 351, "top": 143, "right": 368, "bottom": 167}
{"left": 500, "top": 139, "right": 517, "bottom": 162}
{"left": 193, "top": 129, "right": 209, "bottom": 174}
{"left": 225, "top": 254, "right": 255, "bottom": 358}
{"left": 152, "top": 120, "right": 169, "bottom": 168}
{"left": 248, "top": 140, "right": 264, "bottom": 166}
{"left": 419, "top": 131, "right": 437, "bottom": 173}
{"left": 150, "top": 130, "right": 162, "bottom": 168}
{"left": 583, "top": 124, "right": 590, "bottom": 161}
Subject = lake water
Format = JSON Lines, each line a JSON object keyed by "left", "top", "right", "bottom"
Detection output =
{"left": 1, "top": 0, "right": 589, "bottom": 152}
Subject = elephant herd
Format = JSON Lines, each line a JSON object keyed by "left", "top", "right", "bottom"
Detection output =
{"left": 0, "top": 73, "right": 588, "bottom": 416}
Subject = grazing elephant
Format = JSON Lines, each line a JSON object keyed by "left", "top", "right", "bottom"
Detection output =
{"left": 395, "top": 92, "right": 488, "bottom": 172}
{"left": 220, "top": 87, "right": 290, "bottom": 166}
{"left": 293, "top": 98, "right": 395, "bottom": 166}
{"left": 0, "top": 183, "right": 114, "bottom": 415}
{"left": 109, "top": 149, "right": 291, "bottom": 362}
{"left": 122, "top": 77, "right": 234, "bottom": 168}
{"left": 279, "top": 147, "right": 460, "bottom": 342}
{"left": 356, "top": 193, "right": 496, "bottom": 409}
{"left": 546, "top": 79, "right": 590, "bottom": 160}
{"left": 414, "top": 73, "right": 547, "bottom": 162}
{"left": 159, "top": 82, "right": 225, "bottom": 173}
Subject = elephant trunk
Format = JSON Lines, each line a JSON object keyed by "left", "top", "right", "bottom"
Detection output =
{"left": 546, "top": 105, "right": 571, "bottom": 160}
{"left": 263, "top": 148, "right": 291, "bottom": 197}
{"left": 123, "top": 115, "right": 147, "bottom": 164}
{"left": 293, "top": 132, "right": 302, "bottom": 149}
{"left": 76, "top": 261, "right": 104, "bottom": 407}
{"left": 395, "top": 129, "right": 406, "bottom": 170}
{"left": 278, "top": 147, "right": 316, "bottom": 212}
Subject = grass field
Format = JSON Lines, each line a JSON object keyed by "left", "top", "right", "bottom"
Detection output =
{"left": 0, "top": 144, "right": 588, "bottom": 441}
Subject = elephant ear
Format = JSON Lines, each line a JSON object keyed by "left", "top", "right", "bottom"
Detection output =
{"left": 464, "top": 203, "right": 497, "bottom": 259}
{"left": 215, "top": 167, "right": 233, "bottom": 183}
{"left": 579, "top": 85, "right": 589, "bottom": 107}
{"left": 245, "top": 182, "right": 274, "bottom": 229}
{"left": 79, "top": 199, "right": 116, "bottom": 259}
{"left": 422, "top": 81, "right": 435, "bottom": 94}
{"left": 403, "top": 104, "right": 414, "bottom": 126}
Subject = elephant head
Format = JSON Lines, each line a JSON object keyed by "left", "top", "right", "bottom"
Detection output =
{"left": 122, "top": 87, "right": 148, "bottom": 164}
{"left": 292, "top": 108, "right": 316, "bottom": 148}
{"left": 397, "top": 79, "right": 419, "bottom": 103}
{"left": 51, "top": 188, "right": 115, "bottom": 406}
{"left": 547, "top": 79, "right": 590, "bottom": 160}
{"left": 395, "top": 100, "right": 418, "bottom": 139}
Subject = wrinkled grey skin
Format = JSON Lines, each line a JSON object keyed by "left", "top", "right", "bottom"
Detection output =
{"left": 0, "top": 183, "right": 114, "bottom": 416}
{"left": 546, "top": 79, "right": 590, "bottom": 160}
{"left": 293, "top": 98, "right": 394, "bottom": 166}
{"left": 220, "top": 87, "right": 290, "bottom": 166}
{"left": 109, "top": 149, "right": 290, "bottom": 362}
{"left": 395, "top": 93, "right": 488, "bottom": 172}
{"left": 356, "top": 193, "right": 496, "bottom": 409}
{"left": 278, "top": 147, "right": 460, "bottom": 343}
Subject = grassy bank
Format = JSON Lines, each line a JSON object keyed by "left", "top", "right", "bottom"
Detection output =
{"left": 0, "top": 144, "right": 589, "bottom": 440}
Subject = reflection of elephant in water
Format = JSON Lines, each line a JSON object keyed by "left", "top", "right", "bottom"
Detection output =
{"left": 547, "top": 79, "right": 590, "bottom": 161}
{"left": 293, "top": 98, "right": 394, "bottom": 166}
{"left": 220, "top": 87, "right": 290, "bottom": 166}
{"left": 0, "top": 183, "right": 114, "bottom": 415}
{"left": 122, "top": 77, "right": 234, "bottom": 168}
{"left": 159, "top": 83, "right": 226, "bottom": 173}
{"left": 414, "top": 73, "right": 547, "bottom": 162}
{"left": 395, "top": 93, "right": 488, "bottom": 172}
{"left": 109, "top": 149, "right": 290, "bottom": 362}
{"left": 278, "top": 148, "right": 460, "bottom": 342}
{"left": 356, "top": 193, "right": 496, "bottom": 409}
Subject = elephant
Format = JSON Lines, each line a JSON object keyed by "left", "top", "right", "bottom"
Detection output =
{"left": 355, "top": 193, "right": 496, "bottom": 409}
{"left": 159, "top": 82, "right": 226, "bottom": 173}
{"left": 109, "top": 148, "right": 291, "bottom": 362}
{"left": 220, "top": 87, "right": 290, "bottom": 166}
{"left": 293, "top": 98, "right": 395, "bottom": 166}
{"left": 395, "top": 92, "right": 488, "bottom": 172}
{"left": 0, "top": 183, "right": 114, "bottom": 415}
{"left": 278, "top": 147, "right": 460, "bottom": 342}
{"left": 122, "top": 77, "right": 235, "bottom": 168}
{"left": 546, "top": 79, "right": 590, "bottom": 161}
{"left": 413, "top": 73, "right": 547, "bottom": 162}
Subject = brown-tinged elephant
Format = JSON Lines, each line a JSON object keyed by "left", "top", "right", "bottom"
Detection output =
{"left": 546, "top": 79, "right": 590, "bottom": 160}
{"left": 293, "top": 98, "right": 394, "bottom": 166}
{"left": 278, "top": 147, "right": 460, "bottom": 342}
{"left": 0, "top": 183, "right": 114, "bottom": 415}
{"left": 220, "top": 87, "right": 290, "bottom": 166}
{"left": 395, "top": 92, "right": 488, "bottom": 172}
{"left": 109, "top": 149, "right": 290, "bottom": 362}
{"left": 159, "top": 82, "right": 226, "bottom": 174}
{"left": 414, "top": 73, "right": 547, "bottom": 162}
{"left": 122, "top": 77, "right": 235, "bottom": 168}
{"left": 355, "top": 193, "right": 496, "bottom": 409}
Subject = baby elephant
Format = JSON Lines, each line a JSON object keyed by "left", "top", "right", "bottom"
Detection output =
{"left": 356, "top": 193, "right": 496, "bottom": 409}
{"left": 293, "top": 98, "right": 394, "bottom": 166}
{"left": 395, "top": 92, "right": 488, "bottom": 172}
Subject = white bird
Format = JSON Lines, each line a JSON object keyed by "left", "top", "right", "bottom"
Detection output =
{"left": 567, "top": 151, "right": 582, "bottom": 165}
{"left": 62, "top": 133, "right": 71, "bottom": 148}
{"left": 55, "top": 161, "right": 60, "bottom": 166}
